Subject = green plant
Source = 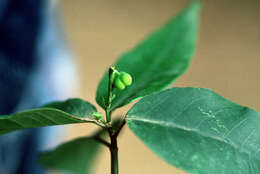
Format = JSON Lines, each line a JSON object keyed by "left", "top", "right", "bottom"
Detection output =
{"left": 1, "top": 1, "right": 259, "bottom": 174}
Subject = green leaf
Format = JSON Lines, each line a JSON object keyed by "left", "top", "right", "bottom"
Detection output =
{"left": 127, "top": 87, "right": 260, "bottom": 174}
{"left": 0, "top": 98, "right": 102, "bottom": 135}
{"left": 39, "top": 129, "right": 106, "bottom": 174}
{"left": 39, "top": 119, "right": 121, "bottom": 174}
{"left": 96, "top": 1, "right": 201, "bottom": 111}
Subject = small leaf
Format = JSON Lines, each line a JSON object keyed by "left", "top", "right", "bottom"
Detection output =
{"left": 96, "top": 1, "right": 201, "bottom": 111}
{"left": 127, "top": 87, "right": 260, "bottom": 174}
{"left": 0, "top": 98, "right": 102, "bottom": 135}
{"left": 39, "top": 129, "right": 106, "bottom": 174}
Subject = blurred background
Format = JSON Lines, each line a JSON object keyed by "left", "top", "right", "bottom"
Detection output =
{"left": 58, "top": 0, "right": 260, "bottom": 174}
{"left": 55, "top": 0, "right": 260, "bottom": 174}
{"left": 1, "top": 0, "right": 259, "bottom": 174}
{"left": 0, "top": 0, "right": 260, "bottom": 174}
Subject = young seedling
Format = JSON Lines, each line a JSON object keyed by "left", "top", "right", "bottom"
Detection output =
{"left": 0, "top": 1, "right": 259, "bottom": 174}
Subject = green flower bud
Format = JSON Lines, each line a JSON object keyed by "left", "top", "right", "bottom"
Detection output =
{"left": 114, "top": 77, "right": 126, "bottom": 90}
{"left": 119, "top": 72, "right": 132, "bottom": 86}
{"left": 93, "top": 112, "right": 104, "bottom": 120}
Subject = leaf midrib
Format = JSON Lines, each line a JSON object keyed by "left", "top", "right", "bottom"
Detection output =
{"left": 126, "top": 116, "right": 259, "bottom": 160}
{"left": 0, "top": 108, "right": 94, "bottom": 121}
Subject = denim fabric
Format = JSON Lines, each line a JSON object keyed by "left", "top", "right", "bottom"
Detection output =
{"left": 0, "top": 0, "right": 77, "bottom": 173}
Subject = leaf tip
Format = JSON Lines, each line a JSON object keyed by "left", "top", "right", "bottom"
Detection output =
{"left": 185, "top": 0, "right": 202, "bottom": 17}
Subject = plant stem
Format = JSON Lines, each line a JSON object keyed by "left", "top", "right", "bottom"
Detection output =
{"left": 105, "top": 66, "right": 122, "bottom": 174}
{"left": 94, "top": 136, "right": 110, "bottom": 148}
{"left": 106, "top": 66, "right": 115, "bottom": 122}
{"left": 109, "top": 129, "right": 119, "bottom": 174}
{"left": 106, "top": 110, "right": 119, "bottom": 174}
{"left": 106, "top": 109, "right": 112, "bottom": 123}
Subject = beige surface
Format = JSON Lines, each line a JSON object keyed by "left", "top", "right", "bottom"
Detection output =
{"left": 59, "top": 0, "right": 260, "bottom": 174}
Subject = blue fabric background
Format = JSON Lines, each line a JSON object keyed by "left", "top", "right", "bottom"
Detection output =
{"left": 0, "top": 0, "right": 76, "bottom": 173}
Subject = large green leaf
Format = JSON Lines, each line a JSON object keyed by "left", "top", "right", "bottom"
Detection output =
{"left": 39, "top": 129, "right": 106, "bottom": 174}
{"left": 127, "top": 87, "right": 260, "bottom": 174}
{"left": 0, "top": 98, "right": 102, "bottom": 135}
{"left": 96, "top": 1, "right": 201, "bottom": 111}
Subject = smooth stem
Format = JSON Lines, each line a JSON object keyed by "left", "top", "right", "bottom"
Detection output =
{"left": 108, "top": 118, "right": 126, "bottom": 174}
{"left": 106, "top": 109, "right": 111, "bottom": 123}
{"left": 109, "top": 131, "right": 119, "bottom": 174}
{"left": 106, "top": 110, "right": 119, "bottom": 174}
{"left": 106, "top": 66, "right": 115, "bottom": 122}
{"left": 105, "top": 66, "right": 122, "bottom": 174}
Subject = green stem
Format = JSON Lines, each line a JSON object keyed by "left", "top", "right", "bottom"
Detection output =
{"left": 106, "top": 109, "right": 111, "bottom": 123}
{"left": 106, "top": 66, "right": 115, "bottom": 122}
{"left": 105, "top": 66, "right": 121, "bottom": 174}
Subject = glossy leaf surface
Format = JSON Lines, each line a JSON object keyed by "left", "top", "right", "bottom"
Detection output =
{"left": 96, "top": 2, "right": 201, "bottom": 110}
{"left": 127, "top": 87, "right": 260, "bottom": 174}
{"left": 0, "top": 98, "right": 101, "bottom": 135}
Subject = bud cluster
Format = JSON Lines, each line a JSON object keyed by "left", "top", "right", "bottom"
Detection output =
{"left": 113, "top": 71, "right": 132, "bottom": 90}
